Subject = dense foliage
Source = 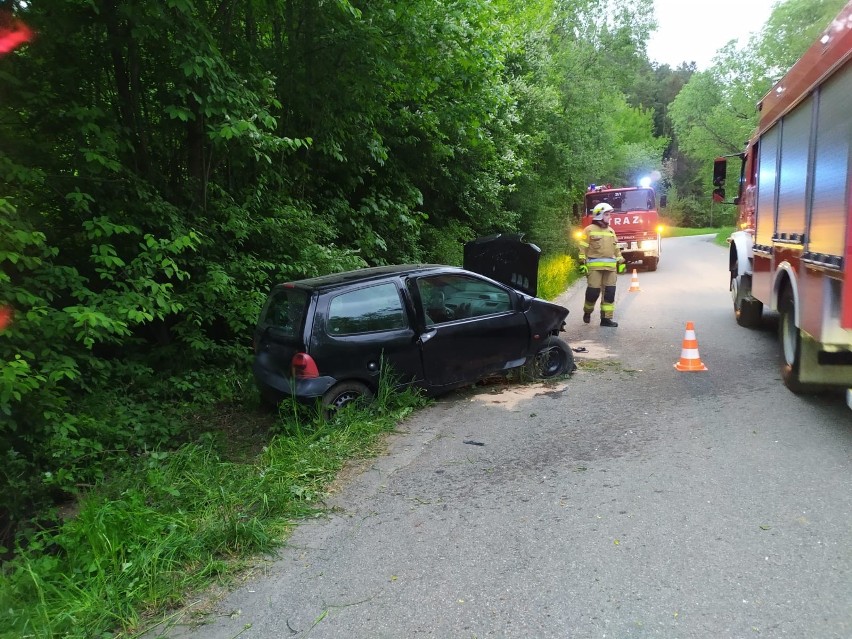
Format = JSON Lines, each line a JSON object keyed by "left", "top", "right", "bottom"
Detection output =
{"left": 0, "top": 1, "right": 842, "bottom": 632}
{"left": 667, "top": 0, "right": 848, "bottom": 225}
{"left": 0, "top": 0, "right": 668, "bottom": 545}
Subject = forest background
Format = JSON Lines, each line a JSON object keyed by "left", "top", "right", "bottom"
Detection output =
{"left": 0, "top": 0, "right": 847, "bottom": 636}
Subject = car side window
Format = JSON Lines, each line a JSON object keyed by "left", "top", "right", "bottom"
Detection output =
{"left": 418, "top": 275, "right": 511, "bottom": 326}
{"left": 327, "top": 282, "right": 407, "bottom": 335}
{"left": 419, "top": 278, "right": 454, "bottom": 325}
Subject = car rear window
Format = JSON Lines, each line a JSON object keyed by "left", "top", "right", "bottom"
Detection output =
{"left": 327, "top": 282, "right": 407, "bottom": 335}
{"left": 258, "top": 287, "right": 309, "bottom": 338}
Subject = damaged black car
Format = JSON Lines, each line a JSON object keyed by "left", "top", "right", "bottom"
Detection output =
{"left": 252, "top": 235, "right": 574, "bottom": 413}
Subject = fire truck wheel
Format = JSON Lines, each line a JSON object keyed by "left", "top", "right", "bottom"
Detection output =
{"left": 778, "top": 288, "right": 808, "bottom": 393}
{"left": 732, "top": 273, "right": 762, "bottom": 327}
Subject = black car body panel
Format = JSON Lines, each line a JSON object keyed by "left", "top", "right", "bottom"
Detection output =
{"left": 253, "top": 239, "right": 570, "bottom": 407}
{"left": 517, "top": 293, "right": 571, "bottom": 339}
{"left": 418, "top": 310, "right": 529, "bottom": 386}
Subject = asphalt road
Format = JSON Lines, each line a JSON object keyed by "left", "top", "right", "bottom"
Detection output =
{"left": 152, "top": 235, "right": 852, "bottom": 639}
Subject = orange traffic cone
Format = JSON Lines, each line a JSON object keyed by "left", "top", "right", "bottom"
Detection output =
{"left": 627, "top": 269, "right": 641, "bottom": 292}
{"left": 674, "top": 321, "right": 708, "bottom": 372}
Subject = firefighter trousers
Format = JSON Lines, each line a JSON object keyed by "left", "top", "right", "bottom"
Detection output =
{"left": 583, "top": 269, "right": 617, "bottom": 319}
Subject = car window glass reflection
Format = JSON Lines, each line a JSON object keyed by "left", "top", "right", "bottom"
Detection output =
{"left": 327, "top": 282, "right": 407, "bottom": 335}
{"left": 419, "top": 275, "right": 511, "bottom": 326}
{"left": 420, "top": 279, "right": 454, "bottom": 325}
{"left": 260, "top": 288, "right": 308, "bottom": 337}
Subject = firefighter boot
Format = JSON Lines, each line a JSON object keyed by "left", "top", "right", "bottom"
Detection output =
{"left": 600, "top": 318, "right": 619, "bottom": 327}
{"left": 582, "top": 312, "right": 591, "bottom": 324}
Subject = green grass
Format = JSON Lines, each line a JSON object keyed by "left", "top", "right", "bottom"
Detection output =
{"left": 664, "top": 225, "right": 735, "bottom": 247}
{"left": 0, "top": 372, "right": 427, "bottom": 639}
{"left": 713, "top": 226, "right": 736, "bottom": 247}
{"left": 538, "top": 253, "right": 579, "bottom": 300}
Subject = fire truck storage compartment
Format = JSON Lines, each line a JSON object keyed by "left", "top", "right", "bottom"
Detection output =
{"left": 757, "top": 62, "right": 851, "bottom": 260}
{"left": 756, "top": 125, "right": 778, "bottom": 249}
{"left": 809, "top": 60, "right": 851, "bottom": 259}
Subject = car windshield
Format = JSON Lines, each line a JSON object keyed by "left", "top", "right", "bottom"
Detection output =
{"left": 258, "top": 287, "right": 309, "bottom": 338}
{"left": 586, "top": 188, "right": 654, "bottom": 213}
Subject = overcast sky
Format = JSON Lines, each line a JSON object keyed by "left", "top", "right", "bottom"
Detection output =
{"left": 646, "top": 0, "right": 779, "bottom": 69}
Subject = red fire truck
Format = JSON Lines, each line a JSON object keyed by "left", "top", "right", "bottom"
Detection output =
{"left": 582, "top": 184, "right": 665, "bottom": 271}
{"left": 714, "top": 0, "right": 852, "bottom": 402}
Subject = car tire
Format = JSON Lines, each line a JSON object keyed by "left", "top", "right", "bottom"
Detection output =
{"left": 524, "top": 336, "right": 575, "bottom": 379}
{"left": 321, "top": 381, "right": 374, "bottom": 418}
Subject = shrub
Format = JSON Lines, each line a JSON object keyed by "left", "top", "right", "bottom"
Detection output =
{"left": 538, "top": 253, "right": 577, "bottom": 301}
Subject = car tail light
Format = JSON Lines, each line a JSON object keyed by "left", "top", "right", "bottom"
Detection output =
{"left": 291, "top": 352, "right": 319, "bottom": 379}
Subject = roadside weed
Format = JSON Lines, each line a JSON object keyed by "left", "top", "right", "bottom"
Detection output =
{"left": 0, "top": 369, "right": 424, "bottom": 639}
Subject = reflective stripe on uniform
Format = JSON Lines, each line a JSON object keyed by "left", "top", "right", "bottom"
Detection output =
{"left": 587, "top": 258, "right": 617, "bottom": 267}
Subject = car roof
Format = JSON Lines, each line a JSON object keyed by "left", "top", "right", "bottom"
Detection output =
{"left": 275, "top": 264, "right": 464, "bottom": 292}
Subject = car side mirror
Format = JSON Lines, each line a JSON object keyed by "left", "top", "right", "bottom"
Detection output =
{"left": 713, "top": 157, "right": 727, "bottom": 187}
{"left": 712, "top": 187, "right": 725, "bottom": 203}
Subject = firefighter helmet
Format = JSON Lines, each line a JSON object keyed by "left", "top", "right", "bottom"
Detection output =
{"left": 592, "top": 203, "right": 614, "bottom": 220}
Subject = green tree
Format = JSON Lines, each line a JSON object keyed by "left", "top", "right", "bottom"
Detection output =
{"left": 500, "top": 0, "right": 665, "bottom": 252}
{"left": 668, "top": 0, "right": 848, "bottom": 214}
{"left": 0, "top": 0, "right": 673, "bottom": 548}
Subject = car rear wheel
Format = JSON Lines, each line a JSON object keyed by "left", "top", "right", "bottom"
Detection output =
{"left": 524, "top": 336, "right": 575, "bottom": 379}
{"left": 322, "top": 381, "right": 374, "bottom": 418}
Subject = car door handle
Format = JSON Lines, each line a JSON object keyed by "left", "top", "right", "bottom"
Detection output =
{"left": 419, "top": 329, "right": 438, "bottom": 344}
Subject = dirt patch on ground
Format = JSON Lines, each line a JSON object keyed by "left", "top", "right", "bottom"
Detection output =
{"left": 189, "top": 402, "right": 279, "bottom": 462}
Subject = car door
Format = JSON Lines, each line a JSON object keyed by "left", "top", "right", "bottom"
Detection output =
{"left": 313, "top": 280, "right": 424, "bottom": 388}
{"left": 411, "top": 273, "right": 529, "bottom": 388}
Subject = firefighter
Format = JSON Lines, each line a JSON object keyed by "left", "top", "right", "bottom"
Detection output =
{"left": 577, "top": 203, "right": 626, "bottom": 327}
